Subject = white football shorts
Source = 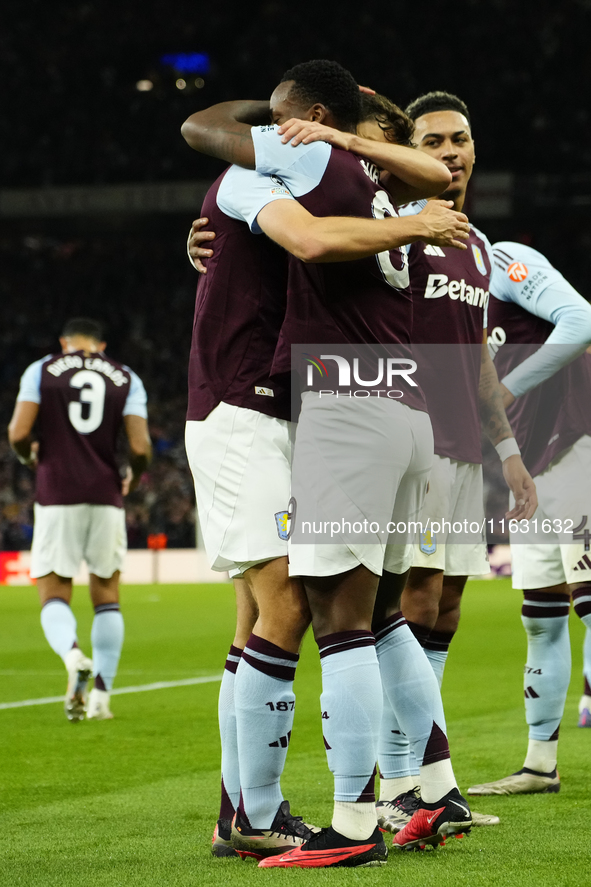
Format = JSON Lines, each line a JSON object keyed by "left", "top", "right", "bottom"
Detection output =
{"left": 510, "top": 434, "right": 591, "bottom": 589}
{"left": 412, "top": 454, "right": 489, "bottom": 576}
{"left": 185, "top": 402, "right": 293, "bottom": 577}
{"left": 31, "top": 503, "right": 127, "bottom": 579}
{"left": 288, "top": 393, "right": 433, "bottom": 578}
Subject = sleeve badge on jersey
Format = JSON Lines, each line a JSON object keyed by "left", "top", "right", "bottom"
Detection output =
{"left": 275, "top": 497, "right": 297, "bottom": 541}
{"left": 507, "top": 261, "right": 529, "bottom": 282}
{"left": 471, "top": 244, "right": 488, "bottom": 276}
{"left": 419, "top": 528, "right": 437, "bottom": 555}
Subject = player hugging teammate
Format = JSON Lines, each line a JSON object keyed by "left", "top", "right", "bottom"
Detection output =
{"left": 180, "top": 59, "right": 585, "bottom": 868}
{"left": 10, "top": 58, "right": 587, "bottom": 872}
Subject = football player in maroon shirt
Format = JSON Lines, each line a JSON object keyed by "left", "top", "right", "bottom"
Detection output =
{"left": 9, "top": 317, "right": 151, "bottom": 721}
{"left": 182, "top": 61, "right": 477, "bottom": 864}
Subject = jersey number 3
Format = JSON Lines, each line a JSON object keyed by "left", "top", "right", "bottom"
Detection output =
{"left": 68, "top": 370, "right": 106, "bottom": 434}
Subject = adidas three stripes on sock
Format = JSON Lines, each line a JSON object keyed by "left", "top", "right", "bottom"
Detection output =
{"left": 234, "top": 634, "right": 298, "bottom": 829}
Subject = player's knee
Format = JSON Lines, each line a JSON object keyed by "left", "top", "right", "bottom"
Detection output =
{"left": 255, "top": 608, "right": 310, "bottom": 653}
{"left": 402, "top": 588, "right": 440, "bottom": 630}
{"left": 89, "top": 572, "right": 120, "bottom": 607}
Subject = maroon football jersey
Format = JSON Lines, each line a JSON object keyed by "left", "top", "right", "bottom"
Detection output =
{"left": 407, "top": 226, "right": 492, "bottom": 463}
{"left": 268, "top": 149, "right": 425, "bottom": 413}
{"left": 186, "top": 168, "right": 290, "bottom": 422}
{"left": 487, "top": 296, "right": 591, "bottom": 476}
{"left": 35, "top": 352, "right": 131, "bottom": 507}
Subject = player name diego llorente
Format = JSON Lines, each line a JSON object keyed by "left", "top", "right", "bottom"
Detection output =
{"left": 46, "top": 354, "right": 129, "bottom": 387}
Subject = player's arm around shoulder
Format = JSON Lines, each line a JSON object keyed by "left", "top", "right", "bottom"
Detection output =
{"left": 181, "top": 100, "right": 270, "bottom": 168}
{"left": 362, "top": 140, "right": 451, "bottom": 204}
{"left": 276, "top": 119, "right": 451, "bottom": 203}
{"left": 257, "top": 198, "right": 469, "bottom": 263}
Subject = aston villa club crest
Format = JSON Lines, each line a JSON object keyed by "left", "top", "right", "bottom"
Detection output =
{"left": 419, "top": 528, "right": 437, "bottom": 555}
{"left": 472, "top": 244, "right": 487, "bottom": 276}
{"left": 275, "top": 497, "right": 297, "bottom": 541}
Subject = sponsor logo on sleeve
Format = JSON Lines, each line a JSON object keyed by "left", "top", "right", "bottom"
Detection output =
{"left": 507, "top": 261, "right": 529, "bottom": 282}
{"left": 270, "top": 174, "right": 291, "bottom": 198}
{"left": 255, "top": 386, "right": 274, "bottom": 397}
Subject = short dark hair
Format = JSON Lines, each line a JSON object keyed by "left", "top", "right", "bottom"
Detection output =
{"left": 405, "top": 91, "right": 471, "bottom": 129}
{"left": 61, "top": 317, "right": 105, "bottom": 341}
{"left": 360, "top": 94, "right": 415, "bottom": 147}
{"left": 281, "top": 59, "right": 361, "bottom": 132}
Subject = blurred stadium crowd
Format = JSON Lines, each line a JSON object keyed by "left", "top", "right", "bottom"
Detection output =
{"left": 0, "top": 232, "right": 198, "bottom": 550}
{"left": 2, "top": 0, "right": 591, "bottom": 188}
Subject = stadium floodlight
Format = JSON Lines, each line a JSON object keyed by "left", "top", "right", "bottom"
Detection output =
{"left": 160, "top": 53, "right": 210, "bottom": 74}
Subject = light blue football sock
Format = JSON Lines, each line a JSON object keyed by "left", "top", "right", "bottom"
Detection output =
{"left": 218, "top": 646, "right": 242, "bottom": 817}
{"left": 423, "top": 629, "right": 455, "bottom": 686}
{"left": 375, "top": 612, "right": 455, "bottom": 802}
{"left": 91, "top": 604, "right": 124, "bottom": 691}
{"left": 40, "top": 598, "right": 77, "bottom": 662}
{"left": 378, "top": 684, "right": 413, "bottom": 786}
{"left": 235, "top": 634, "right": 298, "bottom": 829}
{"left": 317, "top": 630, "right": 382, "bottom": 806}
{"left": 521, "top": 591, "right": 571, "bottom": 743}
{"left": 423, "top": 648, "right": 448, "bottom": 687}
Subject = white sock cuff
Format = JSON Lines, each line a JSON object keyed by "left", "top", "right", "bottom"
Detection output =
{"left": 524, "top": 738, "right": 558, "bottom": 773}
{"left": 379, "top": 775, "right": 416, "bottom": 800}
{"left": 419, "top": 758, "right": 457, "bottom": 803}
{"left": 332, "top": 801, "right": 377, "bottom": 841}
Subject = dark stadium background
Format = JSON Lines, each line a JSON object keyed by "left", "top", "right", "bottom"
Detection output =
{"left": 2, "top": 0, "right": 590, "bottom": 551}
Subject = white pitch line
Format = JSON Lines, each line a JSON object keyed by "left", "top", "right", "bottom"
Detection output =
{"left": 0, "top": 674, "right": 223, "bottom": 711}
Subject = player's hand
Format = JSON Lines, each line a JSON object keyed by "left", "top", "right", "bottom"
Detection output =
{"left": 121, "top": 466, "right": 133, "bottom": 497}
{"left": 29, "top": 441, "right": 39, "bottom": 470}
{"left": 187, "top": 218, "right": 216, "bottom": 274}
{"left": 358, "top": 85, "right": 376, "bottom": 95}
{"left": 503, "top": 455, "right": 538, "bottom": 521}
{"left": 277, "top": 119, "right": 353, "bottom": 150}
{"left": 418, "top": 200, "right": 470, "bottom": 250}
{"left": 499, "top": 382, "right": 516, "bottom": 409}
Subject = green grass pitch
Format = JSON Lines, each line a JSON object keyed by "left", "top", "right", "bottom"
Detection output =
{"left": 0, "top": 579, "right": 589, "bottom": 886}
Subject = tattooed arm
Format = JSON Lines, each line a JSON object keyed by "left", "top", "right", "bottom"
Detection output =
{"left": 480, "top": 338, "right": 538, "bottom": 520}
{"left": 181, "top": 100, "right": 270, "bottom": 168}
{"left": 479, "top": 339, "right": 514, "bottom": 446}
